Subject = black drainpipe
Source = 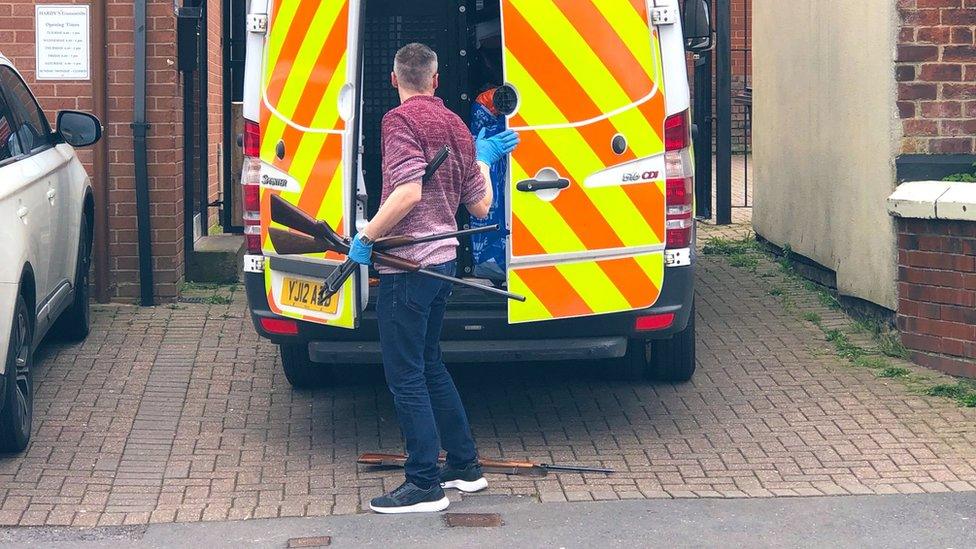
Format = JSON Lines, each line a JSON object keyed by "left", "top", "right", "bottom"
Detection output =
{"left": 133, "top": 0, "right": 154, "bottom": 306}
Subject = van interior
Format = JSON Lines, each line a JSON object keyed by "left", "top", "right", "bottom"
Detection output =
{"left": 360, "top": 0, "right": 505, "bottom": 284}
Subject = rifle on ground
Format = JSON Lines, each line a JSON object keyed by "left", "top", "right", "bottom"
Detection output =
{"left": 357, "top": 453, "right": 614, "bottom": 478}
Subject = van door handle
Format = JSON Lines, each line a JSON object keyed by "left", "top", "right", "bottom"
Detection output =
{"left": 46, "top": 189, "right": 57, "bottom": 201}
{"left": 17, "top": 206, "right": 29, "bottom": 219}
{"left": 516, "top": 178, "right": 570, "bottom": 193}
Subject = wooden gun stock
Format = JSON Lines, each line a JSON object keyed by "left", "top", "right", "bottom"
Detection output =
{"left": 268, "top": 228, "right": 332, "bottom": 255}
{"left": 371, "top": 251, "right": 420, "bottom": 272}
{"left": 270, "top": 195, "right": 345, "bottom": 247}
{"left": 373, "top": 235, "right": 415, "bottom": 250}
{"left": 270, "top": 195, "right": 322, "bottom": 238}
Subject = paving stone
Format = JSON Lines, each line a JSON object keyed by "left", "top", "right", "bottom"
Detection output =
{"left": 1, "top": 206, "right": 973, "bottom": 526}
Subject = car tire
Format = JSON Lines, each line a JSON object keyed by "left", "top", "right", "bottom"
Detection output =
{"left": 280, "top": 343, "right": 329, "bottom": 388}
{"left": 648, "top": 306, "right": 697, "bottom": 383}
{"left": 54, "top": 216, "right": 91, "bottom": 341}
{"left": 0, "top": 295, "right": 33, "bottom": 453}
{"left": 614, "top": 339, "right": 651, "bottom": 381}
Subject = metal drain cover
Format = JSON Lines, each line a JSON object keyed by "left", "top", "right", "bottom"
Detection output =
{"left": 443, "top": 513, "right": 503, "bottom": 528}
{"left": 287, "top": 536, "right": 331, "bottom": 548}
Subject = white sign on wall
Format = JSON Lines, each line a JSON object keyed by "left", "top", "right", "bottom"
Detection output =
{"left": 35, "top": 5, "right": 91, "bottom": 80}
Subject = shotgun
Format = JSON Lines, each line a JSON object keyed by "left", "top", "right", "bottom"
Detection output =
{"left": 268, "top": 225, "right": 501, "bottom": 256}
{"left": 268, "top": 229, "right": 525, "bottom": 302}
{"left": 357, "top": 453, "right": 614, "bottom": 477}
{"left": 322, "top": 145, "right": 452, "bottom": 293}
{"left": 267, "top": 173, "right": 526, "bottom": 302}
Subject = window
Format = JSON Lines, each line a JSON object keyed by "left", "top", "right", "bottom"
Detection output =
{"left": 0, "top": 66, "right": 52, "bottom": 153}
{"left": 0, "top": 92, "right": 18, "bottom": 162}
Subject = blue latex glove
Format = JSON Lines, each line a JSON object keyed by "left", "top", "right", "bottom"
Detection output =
{"left": 475, "top": 128, "right": 520, "bottom": 165}
{"left": 347, "top": 233, "right": 373, "bottom": 265}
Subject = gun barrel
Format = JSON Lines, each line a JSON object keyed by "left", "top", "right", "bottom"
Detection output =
{"left": 542, "top": 464, "right": 615, "bottom": 474}
{"left": 424, "top": 146, "right": 450, "bottom": 180}
{"left": 374, "top": 225, "right": 501, "bottom": 251}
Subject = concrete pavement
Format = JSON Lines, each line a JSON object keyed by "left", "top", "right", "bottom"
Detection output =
{"left": 0, "top": 492, "right": 973, "bottom": 548}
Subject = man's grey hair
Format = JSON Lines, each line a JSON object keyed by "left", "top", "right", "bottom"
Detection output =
{"left": 393, "top": 43, "right": 438, "bottom": 92}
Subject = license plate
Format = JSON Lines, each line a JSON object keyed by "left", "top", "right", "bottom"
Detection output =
{"left": 280, "top": 277, "right": 340, "bottom": 315}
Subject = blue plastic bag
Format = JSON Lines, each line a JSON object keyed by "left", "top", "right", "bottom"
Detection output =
{"left": 468, "top": 101, "right": 508, "bottom": 281}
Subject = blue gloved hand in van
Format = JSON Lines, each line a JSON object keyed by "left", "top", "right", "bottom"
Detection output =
{"left": 475, "top": 128, "right": 520, "bottom": 165}
{"left": 347, "top": 233, "right": 373, "bottom": 265}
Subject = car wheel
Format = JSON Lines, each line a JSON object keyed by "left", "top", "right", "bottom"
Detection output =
{"left": 280, "top": 343, "right": 330, "bottom": 388}
{"left": 614, "top": 339, "right": 651, "bottom": 381}
{"left": 0, "top": 295, "right": 33, "bottom": 453}
{"left": 54, "top": 216, "right": 91, "bottom": 341}
{"left": 648, "top": 305, "right": 697, "bottom": 383}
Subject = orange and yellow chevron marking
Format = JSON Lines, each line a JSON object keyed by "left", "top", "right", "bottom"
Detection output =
{"left": 509, "top": 253, "right": 665, "bottom": 323}
{"left": 502, "top": 0, "right": 667, "bottom": 323}
{"left": 259, "top": 0, "right": 355, "bottom": 328}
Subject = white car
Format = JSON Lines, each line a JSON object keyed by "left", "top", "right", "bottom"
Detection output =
{"left": 0, "top": 56, "right": 101, "bottom": 452}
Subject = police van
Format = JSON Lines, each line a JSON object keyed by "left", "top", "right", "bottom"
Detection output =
{"left": 240, "top": 0, "right": 711, "bottom": 386}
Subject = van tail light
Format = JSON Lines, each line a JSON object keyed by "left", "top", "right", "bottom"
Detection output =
{"left": 635, "top": 312, "right": 675, "bottom": 332}
{"left": 664, "top": 110, "right": 694, "bottom": 250}
{"left": 243, "top": 118, "right": 261, "bottom": 157}
{"left": 260, "top": 317, "right": 298, "bottom": 336}
{"left": 241, "top": 118, "right": 262, "bottom": 254}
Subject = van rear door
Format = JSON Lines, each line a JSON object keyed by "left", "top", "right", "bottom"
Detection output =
{"left": 501, "top": 0, "right": 669, "bottom": 324}
{"left": 259, "top": 0, "right": 361, "bottom": 329}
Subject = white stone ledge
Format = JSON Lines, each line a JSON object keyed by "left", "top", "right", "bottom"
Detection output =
{"left": 887, "top": 181, "right": 976, "bottom": 222}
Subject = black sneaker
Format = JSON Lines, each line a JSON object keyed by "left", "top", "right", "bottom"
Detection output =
{"left": 440, "top": 462, "right": 488, "bottom": 493}
{"left": 369, "top": 482, "right": 450, "bottom": 514}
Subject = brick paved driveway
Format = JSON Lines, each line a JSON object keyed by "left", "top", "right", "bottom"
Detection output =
{"left": 1, "top": 224, "right": 975, "bottom": 527}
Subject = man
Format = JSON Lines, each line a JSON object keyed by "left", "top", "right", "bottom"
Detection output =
{"left": 346, "top": 43, "right": 519, "bottom": 514}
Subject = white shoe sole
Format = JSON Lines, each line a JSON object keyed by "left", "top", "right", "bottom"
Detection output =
{"left": 441, "top": 477, "right": 489, "bottom": 493}
{"left": 370, "top": 496, "right": 450, "bottom": 514}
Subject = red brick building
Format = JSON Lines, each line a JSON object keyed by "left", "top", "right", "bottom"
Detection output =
{"left": 1, "top": 0, "right": 750, "bottom": 304}
{"left": 0, "top": 0, "right": 236, "bottom": 303}
{"left": 896, "top": 0, "right": 976, "bottom": 158}
{"left": 890, "top": 0, "right": 976, "bottom": 377}
{"left": 895, "top": 0, "right": 976, "bottom": 188}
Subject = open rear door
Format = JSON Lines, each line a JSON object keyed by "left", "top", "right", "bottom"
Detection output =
{"left": 502, "top": 0, "right": 670, "bottom": 324}
{"left": 259, "top": 0, "right": 361, "bottom": 328}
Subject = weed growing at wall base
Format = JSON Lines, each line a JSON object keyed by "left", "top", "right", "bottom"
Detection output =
{"left": 926, "top": 382, "right": 976, "bottom": 408}
{"left": 706, "top": 233, "right": 975, "bottom": 408}
{"left": 944, "top": 163, "right": 976, "bottom": 183}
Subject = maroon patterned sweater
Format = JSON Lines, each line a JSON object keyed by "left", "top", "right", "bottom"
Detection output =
{"left": 378, "top": 95, "right": 487, "bottom": 273}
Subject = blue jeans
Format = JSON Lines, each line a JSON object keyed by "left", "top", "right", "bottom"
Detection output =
{"left": 376, "top": 261, "right": 478, "bottom": 488}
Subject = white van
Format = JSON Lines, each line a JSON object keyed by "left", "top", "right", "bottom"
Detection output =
{"left": 239, "top": 0, "right": 709, "bottom": 386}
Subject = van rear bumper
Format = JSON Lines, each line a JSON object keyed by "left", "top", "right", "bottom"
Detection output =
{"left": 245, "top": 262, "right": 694, "bottom": 364}
{"left": 309, "top": 336, "right": 627, "bottom": 364}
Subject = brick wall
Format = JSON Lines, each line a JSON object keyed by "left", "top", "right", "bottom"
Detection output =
{"left": 0, "top": 0, "right": 226, "bottom": 303}
{"left": 112, "top": 1, "right": 185, "bottom": 301}
{"left": 0, "top": 0, "right": 95, "bottom": 165}
{"left": 896, "top": 218, "right": 976, "bottom": 378}
{"left": 207, "top": 0, "right": 223, "bottom": 228}
{"left": 896, "top": 0, "right": 976, "bottom": 155}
